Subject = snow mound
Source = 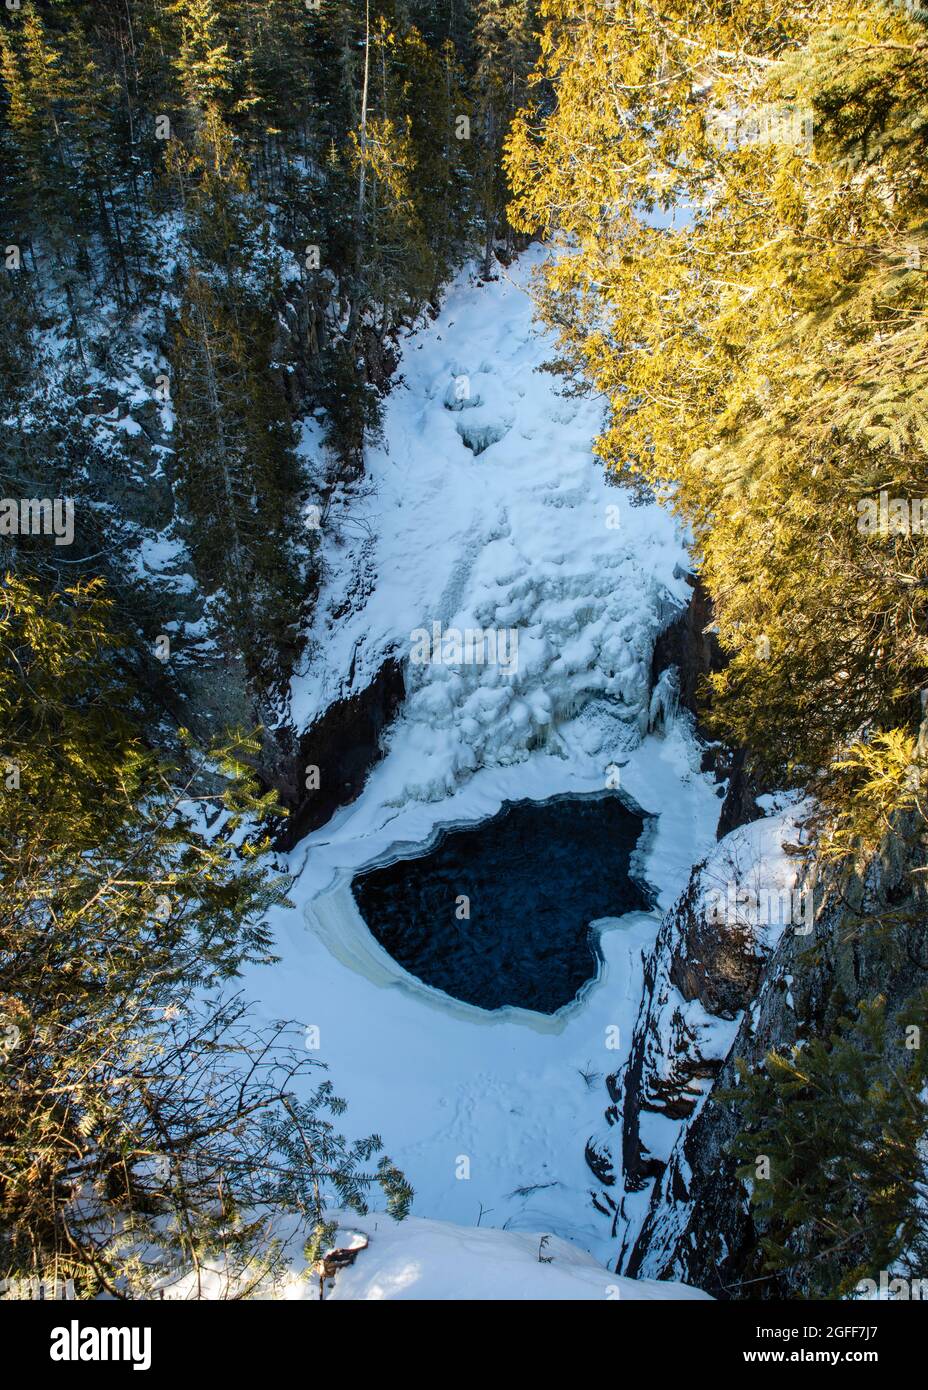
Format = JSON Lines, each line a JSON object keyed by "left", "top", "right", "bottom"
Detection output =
{"left": 323, "top": 1214, "right": 712, "bottom": 1300}
{"left": 164, "top": 1212, "right": 712, "bottom": 1301}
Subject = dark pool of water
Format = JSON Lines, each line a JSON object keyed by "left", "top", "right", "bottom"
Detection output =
{"left": 350, "top": 793, "right": 654, "bottom": 1014}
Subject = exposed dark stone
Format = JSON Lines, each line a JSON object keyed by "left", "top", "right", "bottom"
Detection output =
{"left": 585, "top": 1137, "right": 616, "bottom": 1186}
{"left": 608, "top": 577, "right": 768, "bottom": 1201}
{"left": 716, "top": 747, "right": 764, "bottom": 841}
{"left": 359, "top": 321, "right": 401, "bottom": 394}
{"left": 623, "top": 760, "right": 928, "bottom": 1297}
{"left": 618, "top": 959, "right": 655, "bottom": 1193}
{"left": 653, "top": 576, "right": 768, "bottom": 839}
{"left": 617, "top": 840, "right": 779, "bottom": 1202}
{"left": 275, "top": 657, "right": 406, "bottom": 850}
{"left": 314, "top": 1234, "right": 370, "bottom": 1294}
{"left": 667, "top": 908, "right": 763, "bottom": 1021}
{"left": 650, "top": 572, "right": 724, "bottom": 729}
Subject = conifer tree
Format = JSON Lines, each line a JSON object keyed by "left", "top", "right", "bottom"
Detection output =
{"left": 167, "top": 113, "right": 308, "bottom": 694}
{"left": 0, "top": 8, "right": 73, "bottom": 250}
{"left": 169, "top": 0, "right": 235, "bottom": 122}
{"left": 473, "top": 0, "right": 535, "bottom": 269}
{"left": 506, "top": 0, "right": 928, "bottom": 814}
{"left": 726, "top": 995, "right": 928, "bottom": 1298}
{"left": 0, "top": 572, "right": 410, "bottom": 1295}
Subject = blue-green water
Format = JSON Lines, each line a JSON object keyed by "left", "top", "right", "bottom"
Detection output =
{"left": 350, "top": 793, "right": 653, "bottom": 1014}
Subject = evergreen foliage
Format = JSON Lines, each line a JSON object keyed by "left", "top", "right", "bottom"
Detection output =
{"left": 726, "top": 995, "right": 928, "bottom": 1298}
{"left": 0, "top": 572, "right": 410, "bottom": 1296}
{"left": 506, "top": 0, "right": 928, "bottom": 816}
{"left": 0, "top": 0, "right": 538, "bottom": 688}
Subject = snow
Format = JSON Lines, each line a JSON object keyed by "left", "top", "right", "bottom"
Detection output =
{"left": 163, "top": 1212, "right": 711, "bottom": 1301}
{"left": 309, "top": 1212, "right": 708, "bottom": 1300}
{"left": 694, "top": 802, "right": 810, "bottom": 951}
{"left": 291, "top": 247, "right": 694, "bottom": 799}
{"left": 126, "top": 533, "right": 197, "bottom": 594}
{"left": 240, "top": 250, "right": 728, "bottom": 1291}
{"left": 613, "top": 801, "right": 810, "bottom": 1268}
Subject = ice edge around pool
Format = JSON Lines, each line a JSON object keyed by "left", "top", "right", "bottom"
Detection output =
{"left": 302, "top": 790, "right": 660, "bottom": 1035}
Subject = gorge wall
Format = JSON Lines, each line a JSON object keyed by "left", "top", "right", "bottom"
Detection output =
{"left": 602, "top": 716, "right": 928, "bottom": 1296}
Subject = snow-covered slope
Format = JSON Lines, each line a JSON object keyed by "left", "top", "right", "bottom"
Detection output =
{"left": 322, "top": 1213, "right": 710, "bottom": 1300}
{"left": 247, "top": 250, "right": 723, "bottom": 1287}
{"left": 292, "top": 247, "right": 692, "bottom": 801}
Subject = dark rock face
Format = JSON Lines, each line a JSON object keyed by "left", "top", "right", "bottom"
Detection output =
{"left": 652, "top": 577, "right": 765, "bottom": 839}
{"left": 275, "top": 657, "right": 406, "bottom": 850}
{"left": 596, "top": 579, "right": 773, "bottom": 1208}
{"left": 585, "top": 1137, "right": 617, "bottom": 1187}
{"left": 620, "top": 790, "right": 928, "bottom": 1297}
{"left": 611, "top": 580, "right": 928, "bottom": 1297}
{"left": 666, "top": 892, "right": 763, "bottom": 1020}
{"left": 650, "top": 573, "right": 723, "bottom": 728}
{"left": 579, "top": 577, "right": 774, "bottom": 1227}
{"left": 715, "top": 747, "right": 764, "bottom": 841}
{"left": 614, "top": 838, "right": 780, "bottom": 1202}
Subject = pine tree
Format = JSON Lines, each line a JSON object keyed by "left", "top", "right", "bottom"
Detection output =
{"left": 473, "top": 0, "right": 535, "bottom": 269}
{"left": 169, "top": 0, "right": 235, "bottom": 121}
{"left": 167, "top": 112, "right": 308, "bottom": 693}
{"left": 0, "top": 572, "right": 409, "bottom": 1295}
{"left": 0, "top": 8, "right": 73, "bottom": 249}
{"left": 505, "top": 0, "right": 928, "bottom": 818}
{"left": 726, "top": 995, "right": 928, "bottom": 1298}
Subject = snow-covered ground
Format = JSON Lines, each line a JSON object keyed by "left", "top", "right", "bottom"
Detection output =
{"left": 246, "top": 249, "right": 724, "bottom": 1286}
{"left": 165, "top": 1213, "right": 711, "bottom": 1300}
